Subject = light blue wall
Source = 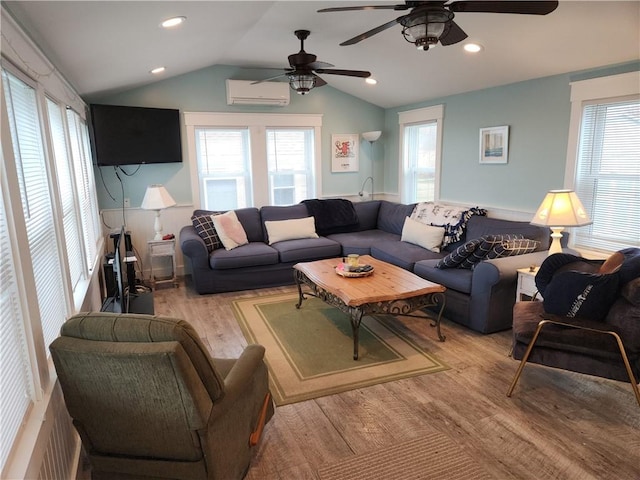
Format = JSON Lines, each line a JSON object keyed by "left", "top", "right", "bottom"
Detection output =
{"left": 383, "top": 61, "right": 640, "bottom": 213}
{"left": 89, "top": 65, "right": 384, "bottom": 209}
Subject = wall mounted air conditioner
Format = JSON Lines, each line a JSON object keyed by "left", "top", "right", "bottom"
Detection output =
{"left": 226, "top": 79, "right": 290, "bottom": 106}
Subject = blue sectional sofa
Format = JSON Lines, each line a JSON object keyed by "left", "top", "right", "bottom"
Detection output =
{"left": 180, "top": 200, "right": 551, "bottom": 333}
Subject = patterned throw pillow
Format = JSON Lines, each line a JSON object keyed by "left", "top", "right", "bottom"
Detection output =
{"left": 486, "top": 238, "right": 540, "bottom": 260}
{"left": 459, "top": 234, "right": 525, "bottom": 269}
{"left": 436, "top": 237, "right": 484, "bottom": 269}
{"left": 191, "top": 214, "right": 223, "bottom": 253}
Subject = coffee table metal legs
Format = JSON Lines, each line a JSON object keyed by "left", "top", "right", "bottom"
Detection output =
{"left": 294, "top": 270, "right": 446, "bottom": 360}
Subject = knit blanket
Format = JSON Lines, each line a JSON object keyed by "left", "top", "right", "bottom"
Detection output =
{"left": 302, "top": 199, "right": 359, "bottom": 236}
{"left": 411, "top": 202, "right": 486, "bottom": 247}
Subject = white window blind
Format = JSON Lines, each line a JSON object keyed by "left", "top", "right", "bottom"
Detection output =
{"left": 0, "top": 187, "right": 35, "bottom": 471}
{"left": 403, "top": 121, "right": 438, "bottom": 203}
{"left": 47, "top": 98, "right": 82, "bottom": 289}
{"left": 266, "top": 128, "right": 315, "bottom": 205}
{"left": 2, "top": 69, "right": 67, "bottom": 350}
{"left": 67, "top": 108, "right": 100, "bottom": 271}
{"left": 195, "top": 128, "right": 252, "bottom": 210}
{"left": 574, "top": 98, "right": 640, "bottom": 252}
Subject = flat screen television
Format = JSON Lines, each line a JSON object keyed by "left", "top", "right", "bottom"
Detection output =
{"left": 89, "top": 103, "right": 182, "bottom": 166}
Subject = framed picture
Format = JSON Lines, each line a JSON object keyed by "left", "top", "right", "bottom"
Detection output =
{"left": 479, "top": 126, "right": 509, "bottom": 164}
{"left": 331, "top": 134, "right": 359, "bottom": 172}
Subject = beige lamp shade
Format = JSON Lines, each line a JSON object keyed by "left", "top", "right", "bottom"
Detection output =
{"left": 141, "top": 184, "right": 176, "bottom": 240}
{"left": 531, "top": 190, "right": 592, "bottom": 255}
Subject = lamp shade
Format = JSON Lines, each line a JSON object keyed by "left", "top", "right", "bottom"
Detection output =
{"left": 141, "top": 184, "right": 176, "bottom": 211}
{"left": 531, "top": 190, "right": 592, "bottom": 227}
{"left": 362, "top": 131, "right": 382, "bottom": 143}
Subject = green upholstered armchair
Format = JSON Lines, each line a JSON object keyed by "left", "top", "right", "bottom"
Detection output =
{"left": 50, "top": 312, "right": 274, "bottom": 480}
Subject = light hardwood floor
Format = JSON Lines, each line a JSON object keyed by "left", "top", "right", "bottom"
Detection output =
{"left": 152, "top": 278, "right": 639, "bottom": 479}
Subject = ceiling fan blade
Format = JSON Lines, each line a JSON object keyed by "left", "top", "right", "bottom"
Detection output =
{"left": 448, "top": 1, "right": 559, "bottom": 15}
{"left": 251, "top": 72, "right": 289, "bottom": 84}
{"left": 314, "top": 76, "right": 328, "bottom": 87}
{"left": 314, "top": 68, "right": 371, "bottom": 78}
{"left": 307, "top": 60, "right": 334, "bottom": 70}
{"left": 340, "top": 18, "right": 402, "bottom": 46}
{"left": 439, "top": 20, "right": 467, "bottom": 46}
{"left": 318, "top": 5, "right": 406, "bottom": 13}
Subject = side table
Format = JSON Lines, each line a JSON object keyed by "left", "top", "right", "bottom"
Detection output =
{"left": 148, "top": 239, "right": 178, "bottom": 289}
{"left": 516, "top": 267, "right": 541, "bottom": 302}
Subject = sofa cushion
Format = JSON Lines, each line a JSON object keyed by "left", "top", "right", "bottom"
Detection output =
{"left": 377, "top": 201, "right": 415, "bottom": 235}
{"left": 326, "top": 229, "right": 400, "bottom": 256}
{"left": 265, "top": 217, "right": 318, "bottom": 245}
{"left": 414, "top": 259, "right": 473, "bottom": 294}
{"left": 401, "top": 217, "right": 445, "bottom": 252}
{"left": 371, "top": 240, "right": 443, "bottom": 271}
{"left": 209, "top": 242, "right": 279, "bottom": 270}
{"left": 352, "top": 201, "right": 381, "bottom": 231}
{"left": 191, "top": 213, "right": 223, "bottom": 253}
{"left": 212, "top": 211, "right": 249, "bottom": 250}
{"left": 606, "top": 297, "right": 640, "bottom": 353}
{"left": 271, "top": 237, "right": 341, "bottom": 263}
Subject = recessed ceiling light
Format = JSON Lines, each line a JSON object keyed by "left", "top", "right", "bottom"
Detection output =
{"left": 150, "top": 67, "right": 166, "bottom": 74}
{"left": 463, "top": 43, "right": 483, "bottom": 53}
{"left": 366, "top": 78, "right": 377, "bottom": 85}
{"left": 161, "top": 16, "right": 186, "bottom": 28}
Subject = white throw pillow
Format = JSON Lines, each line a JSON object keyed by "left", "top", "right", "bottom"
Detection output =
{"left": 401, "top": 216, "right": 445, "bottom": 252}
{"left": 265, "top": 217, "right": 319, "bottom": 245}
{"left": 212, "top": 211, "right": 249, "bottom": 250}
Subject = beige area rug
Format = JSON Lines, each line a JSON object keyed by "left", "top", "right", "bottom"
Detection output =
{"left": 317, "top": 431, "right": 493, "bottom": 480}
{"left": 232, "top": 292, "right": 449, "bottom": 406}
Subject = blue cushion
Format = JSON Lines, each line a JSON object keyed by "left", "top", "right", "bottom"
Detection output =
{"left": 271, "top": 237, "right": 341, "bottom": 263}
{"left": 209, "top": 242, "right": 278, "bottom": 270}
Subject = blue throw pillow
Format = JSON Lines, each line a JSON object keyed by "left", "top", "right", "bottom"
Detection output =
{"left": 436, "top": 237, "right": 484, "bottom": 269}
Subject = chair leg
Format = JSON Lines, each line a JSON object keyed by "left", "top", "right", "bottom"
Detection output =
{"left": 506, "top": 320, "right": 550, "bottom": 398}
{"left": 609, "top": 331, "right": 640, "bottom": 407}
{"left": 249, "top": 392, "right": 272, "bottom": 446}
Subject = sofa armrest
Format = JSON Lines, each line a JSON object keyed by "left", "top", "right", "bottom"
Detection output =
{"left": 180, "top": 225, "right": 209, "bottom": 266}
{"left": 472, "top": 251, "right": 549, "bottom": 294}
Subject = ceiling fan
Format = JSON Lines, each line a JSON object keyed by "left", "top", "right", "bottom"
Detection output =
{"left": 254, "top": 30, "right": 371, "bottom": 95}
{"left": 318, "top": 1, "right": 559, "bottom": 51}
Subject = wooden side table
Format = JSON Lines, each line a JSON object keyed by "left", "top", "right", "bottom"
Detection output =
{"left": 516, "top": 267, "right": 541, "bottom": 302}
{"left": 148, "top": 239, "right": 178, "bottom": 289}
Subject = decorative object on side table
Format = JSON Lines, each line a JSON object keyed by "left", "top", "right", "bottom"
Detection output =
{"left": 479, "top": 125, "right": 509, "bottom": 164}
{"left": 530, "top": 189, "right": 592, "bottom": 255}
{"left": 141, "top": 184, "right": 176, "bottom": 240}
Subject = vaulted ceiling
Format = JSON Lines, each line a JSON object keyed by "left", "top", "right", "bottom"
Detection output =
{"left": 4, "top": 1, "right": 639, "bottom": 108}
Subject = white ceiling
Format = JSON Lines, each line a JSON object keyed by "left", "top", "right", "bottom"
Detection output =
{"left": 4, "top": 1, "right": 639, "bottom": 108}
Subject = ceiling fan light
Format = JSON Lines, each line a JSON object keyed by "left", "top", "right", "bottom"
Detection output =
{"left": 289, "top": 74, "right": 316, "bottom": 95}
{"left": 401, "top": 9, "right": 453, "bottom": 50}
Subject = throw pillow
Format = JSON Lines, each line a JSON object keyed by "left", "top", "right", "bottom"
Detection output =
{"left": 401, "top": 216, "right": 445, "bottom": 252}
{"left": 410, "top": 202, "right": 487, "bottom": 247}
{"left": 436, "top": 237, "right": 484, "bottom": 269}
{"left": 543, "top": 270, "right": 620, "bottom": 321}
{"left": 458, "top": 234, "right": 524, "bottom": 269}
{"left": 212, "top": 210, "right": 249, "bottom": 250}
{"left": 265, "top": 217, "right": 319, "bottom": 245}
{"left": 191, "top": 213, "right": 223, "bottom": 253}
{"left": 485, "top": 238, "right": 540, "bottom": 260}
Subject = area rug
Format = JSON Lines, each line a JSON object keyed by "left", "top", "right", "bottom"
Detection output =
{"left": 232, "top": 292, "right": 449, "bottom": 405}
{"left": 317, "top": 431, "right": 493, "bottom": 480}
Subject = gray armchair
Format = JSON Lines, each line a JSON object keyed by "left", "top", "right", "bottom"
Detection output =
{"left": 50, "top": 312, "right": 274, "bottom": 479}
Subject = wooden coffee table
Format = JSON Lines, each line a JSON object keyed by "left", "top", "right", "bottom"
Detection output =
{"left": 293, "top": 255, "right": 446, "bottom": 360}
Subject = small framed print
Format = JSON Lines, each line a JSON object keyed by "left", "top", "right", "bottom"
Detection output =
{"left": 479, "top": 125, "right": 509, "bottom": 164}
{"left": 331, "top": 134, "right": 359, "bottom": 172}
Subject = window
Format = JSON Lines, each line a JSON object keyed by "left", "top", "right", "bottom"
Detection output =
{"left": 567, "top": 72, "right": 640, "bottom": 253}
{"left": 195, "top": 128, "right": 252, "bottom": 210}
{"left": 184, "top": 112, "right": 322, "bottom": 208}
{"left": 266, "top": 128, "right": 315, "bottom": 205}
{"left": 399, "top": 105, "right": 444, "bottom": 204}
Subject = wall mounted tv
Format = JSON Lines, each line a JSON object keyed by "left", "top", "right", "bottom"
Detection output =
{"left": 89, "top": 104, "right": 183, "bottom": 166}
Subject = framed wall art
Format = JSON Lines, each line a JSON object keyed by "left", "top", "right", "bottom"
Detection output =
{"left": 331, "top": 133, "right": 359, "bottom": 172}
{"left": 479, "top": 125, "right": 509, "bottom": 164}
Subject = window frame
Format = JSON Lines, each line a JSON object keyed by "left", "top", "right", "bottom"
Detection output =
{"left": 564, "top": 71, "right": 640, "bottom": 254}
{"left": 184, "top": 112, "right": 322, "bottom": 208}
{"left": 398, "top": 105, "right": 444, "bottom": 204}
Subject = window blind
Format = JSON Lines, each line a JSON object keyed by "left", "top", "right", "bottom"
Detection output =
{"left": 403, "top": 121, "right": 438, "bottom": 203}
{"left": 47, "top": 98, "right": 82, "bottom": 289}
{"left": 574, "top": 98, "right": 640, "bottom": 252}
{"left": 0, "top": 187, "right": 35, "bottom": 471}
{"left": 2, "top": 69, "right": 67, "bottom": 350}
{"left": 266, "top": 128, "right": 315, "bottom": 205}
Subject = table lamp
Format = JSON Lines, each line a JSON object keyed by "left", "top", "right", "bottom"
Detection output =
{"left": 141, "top": 184, "right": 176, "bottom": 240}
{"left": 530, "top": 189, "right": 592, "bottom": 255}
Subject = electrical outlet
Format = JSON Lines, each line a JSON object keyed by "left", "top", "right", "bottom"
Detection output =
{"left": 124, "top": 198, "right": 130, "bottom": 208}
